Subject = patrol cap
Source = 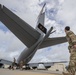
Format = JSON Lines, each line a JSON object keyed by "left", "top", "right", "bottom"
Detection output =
{"left": 65, "top": 26, "right": 70, "bottom": 31}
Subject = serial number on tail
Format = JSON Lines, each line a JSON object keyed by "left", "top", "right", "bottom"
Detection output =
{"left": 38, "top": 23, "right": 47, "bottom": 34}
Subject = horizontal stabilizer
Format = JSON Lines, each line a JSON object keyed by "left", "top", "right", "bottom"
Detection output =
{"left": 0, "top": 5, "right": 40, "bottom": 48}
{"left": 39, "top": 36, "right": 67, "bottom": 49}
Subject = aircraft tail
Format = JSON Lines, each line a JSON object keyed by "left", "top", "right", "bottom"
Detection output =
{"left": 36, "top": 3, "right": 47, "bottom": 35}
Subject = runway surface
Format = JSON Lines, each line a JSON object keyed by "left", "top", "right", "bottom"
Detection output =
{"left": 0, "top": 69, "right": 63, "bottom": 75}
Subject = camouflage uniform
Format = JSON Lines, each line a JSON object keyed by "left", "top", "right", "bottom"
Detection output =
{"left": 20, "top": 61, "right": 24, "bottom": 70}
{"left": 11, "top": 58, "right": 16, "bottom": 70}
{"left": 66, "top": 30, "right": 76, "bottom": 75}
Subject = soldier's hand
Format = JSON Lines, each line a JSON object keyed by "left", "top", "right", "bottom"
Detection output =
{"left": 73, "top": 45, "right": 76, "bottom": 48}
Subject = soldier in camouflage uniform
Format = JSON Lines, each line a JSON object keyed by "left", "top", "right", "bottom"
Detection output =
{"left": 63, "top": 26, "right": 76, "bottom": 75}
{"left": 12, "top": 58, "right": 16, "bottom": 70}
{"left": 19, "top": 61, "right": 24, "bottom": 70}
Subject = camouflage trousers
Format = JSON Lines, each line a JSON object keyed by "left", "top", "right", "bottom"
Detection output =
{"left": 67, "top": 48, "right": 76, "bottom": 75}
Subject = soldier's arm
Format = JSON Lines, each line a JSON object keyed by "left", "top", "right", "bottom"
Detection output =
{"left": 69, "top": 34, "right": 76, "bottom": 45}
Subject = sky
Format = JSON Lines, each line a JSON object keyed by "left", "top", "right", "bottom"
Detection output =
{"left": 0, "top": 0, "right": 76, "bottom": 65}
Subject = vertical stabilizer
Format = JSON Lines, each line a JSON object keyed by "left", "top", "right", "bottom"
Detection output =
{"left": 36, "top": 3, "right": 46, "bottom": 35}
{"left": 37, "top": 12, "right": 45, "bottom": 26}
{"left": 37, "top": 3, "right": 46, "bottom": 25}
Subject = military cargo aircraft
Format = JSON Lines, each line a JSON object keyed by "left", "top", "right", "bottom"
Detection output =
{"left": 0, "top": 4, "right": 67, "bottom": 69}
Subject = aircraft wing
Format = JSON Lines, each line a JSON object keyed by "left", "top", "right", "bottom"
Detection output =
{"left": 27, "top": 62, "right": 53, "bottom": 69}
{"left": 0, "top": 59, "right": 12, "bottom": 65}
{"left": 39, "top": 37, "right": 67, "bottom": 49}
{"left": 27, "top": 61, "right": 68, "bottom": 69}
{"left": 0, "top": 5, "right": 40, "bottom": 48}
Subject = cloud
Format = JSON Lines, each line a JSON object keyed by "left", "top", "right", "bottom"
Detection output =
{"left": 0, "top": 0, "right": 40, "bottom": 28}
{"left": 56, "top": 0, "right": 76, "bottom": 33}
{"left": 0, "top": 28, "right": 25, "bottom": 61}
{"left": 30, "top": 43, "right": 70, "bottom": 63}
{"left": 0, "top": 0, "right": 73, "bottom": 65}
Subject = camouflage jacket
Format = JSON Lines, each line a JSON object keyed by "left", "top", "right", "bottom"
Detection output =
{"left": 66, "top": 30, "right": 76, "bottom": 51}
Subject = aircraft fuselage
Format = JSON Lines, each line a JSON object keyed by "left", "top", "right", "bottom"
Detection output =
{"left": 17, "top": 35, "right": 44, "bottom": 64}
{"left": 17, "top": 27, "right": 53, "bottom": 64}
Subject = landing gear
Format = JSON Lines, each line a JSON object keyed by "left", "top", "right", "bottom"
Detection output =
{"left": 25, "top": 66, "right": 30, "bottom": 70}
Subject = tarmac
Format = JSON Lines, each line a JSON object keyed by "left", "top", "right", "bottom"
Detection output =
{"left": 0, "top": 69, "right": 63, "bottom": 75}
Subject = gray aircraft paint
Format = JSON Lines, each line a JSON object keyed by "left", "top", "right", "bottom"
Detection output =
{"left": 0, "top": 4, "right": 67, "bottom": 64}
